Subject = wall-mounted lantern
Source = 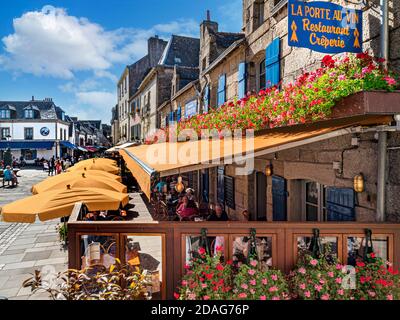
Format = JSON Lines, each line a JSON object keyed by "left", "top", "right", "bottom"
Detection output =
{"left": 175, "top": 176, "right": 185, "bottom": 193}
{"left": 354, "top": 173, "right": 365, "bottom": 193}
{"left": 265, "top": 164, "right": 273, "bottom": 177}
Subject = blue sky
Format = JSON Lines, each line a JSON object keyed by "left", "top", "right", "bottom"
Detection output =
{"left": 0, "top": 0, "right": 242, "bottom": 123}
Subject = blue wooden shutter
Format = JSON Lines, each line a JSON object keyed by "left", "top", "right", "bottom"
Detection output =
{"left": 217, "top": 74, "right": 226, "bottom": 106}
{"left": 272, "top": 175, "right": 287, "bottom": 221}
{"left": 238, "top": 62, "right": 246, "bottom": 99}
{"left": 169, "top": 111, "right": 174, "bottom": 123}
{"left": 265, "top": 38, "right": 280, "bottom": 88}
{"left": 326, "top": 188, "right": 356, "bottom": 221}
{"left": 176, "top": 106, "right": 182, "bottom": 122}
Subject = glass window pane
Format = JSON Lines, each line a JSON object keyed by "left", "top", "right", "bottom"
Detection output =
{"left": 80, "top": 235, "right": 117, "bottom": 270}
{"left": 306, "top": 204, "right": 318, "bottom": 221}
{"left": 125, "top": 235, "right": 163, "bottom": 297}
{"left": 185, "top": 235, "right": 225, "bottom": 263}
{"left": 306, "top": 182, "right": 318, "bottom": 204}
{"left": 347, "top": 236, "right": 389, "bottom": 266}
{"left": 297, "top": 236, "right": 338, "bottom": 260}
{"left": 232, "top": 236, "right": 272, "bottom": 271}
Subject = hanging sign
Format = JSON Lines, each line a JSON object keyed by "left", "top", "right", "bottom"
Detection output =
{"left": 288, "top": 0, "right": 363, "bottom": 54}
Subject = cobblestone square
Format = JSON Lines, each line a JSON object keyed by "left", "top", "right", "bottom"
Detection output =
{"left": 0, "top": 169, "right": 67, "bottom": 300}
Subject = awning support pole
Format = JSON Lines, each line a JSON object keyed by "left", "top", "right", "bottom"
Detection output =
{"left": 380, "top": 0, "right": 389, "bottom": 68}
{"left": 376, "top": 131, "right": 387, "bottom": 222}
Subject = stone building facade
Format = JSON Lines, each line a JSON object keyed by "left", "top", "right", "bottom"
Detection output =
{"left": 114, "top": 36, "right": 167, "bottom": 144}
{"left": 194, "top": 1, "right": 400, "bottom": 223}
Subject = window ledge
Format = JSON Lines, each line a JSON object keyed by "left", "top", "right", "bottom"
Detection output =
{"left": 271, "top": 0, "right": 288, "bottom": 17}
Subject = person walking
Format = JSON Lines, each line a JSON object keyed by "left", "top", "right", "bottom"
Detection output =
{"left": 48, "top": 156, "right": 55, "bottom": 176}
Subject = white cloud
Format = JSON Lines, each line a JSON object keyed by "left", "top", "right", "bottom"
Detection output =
{"left": 0, "top": 5, "right": 199, "bottom": 79}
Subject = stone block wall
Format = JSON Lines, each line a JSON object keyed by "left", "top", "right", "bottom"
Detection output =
{"left": 220, "top": 131, "right": 400, "bottom": 222}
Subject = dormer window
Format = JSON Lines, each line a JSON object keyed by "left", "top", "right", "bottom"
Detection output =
{"left": 0, "top": 109, "right": 11, "bottom": 119}
{"left": 0, "top": 105, "right": 16, "bottom": 119}
{"left": 25, "top": 109, "right": 34, "bottom": 119}
{"left": 24, "top": 105, "right": 39, "bottom": 119}
{"left": 61, "top": 112, "right": 65, "bottom": 121}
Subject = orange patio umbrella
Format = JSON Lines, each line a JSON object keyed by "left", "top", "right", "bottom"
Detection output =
{"left": 32, "top": 173, "right": 127, "bottom": 194}
{"left": 67, "top": 161, "right": 119, "bottom": 174}
{"left": 0, "top": 187, "right": 129, "bottom": 223}
{"left": 75, "top": 158, "right": 117, "bottom": 167}
{"left": 32, "top": 170, "right": 122, "bottom": 194}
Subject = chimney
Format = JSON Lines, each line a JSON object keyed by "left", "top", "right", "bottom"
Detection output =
{"left": 206, "top": 10, "right": 211, "bottom": 21}
{"left": 31, "top": 96, "right": 34, "bottom": 101}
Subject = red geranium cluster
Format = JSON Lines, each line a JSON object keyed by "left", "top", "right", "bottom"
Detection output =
{"left": 174, "top": 246, "right": 233, "bottom": 300}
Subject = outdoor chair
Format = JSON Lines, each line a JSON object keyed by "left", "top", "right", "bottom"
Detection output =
{"left": 2, "top": 176, "right": 13, "bottom": 188}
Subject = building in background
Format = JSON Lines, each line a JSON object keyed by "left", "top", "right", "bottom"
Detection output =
{"left": 133, "top": 35, "right": 200, "bottom": 139}
{"left": 0, "top": 97, "right": 71, "bottom": 163}
{"left": 115, "top": 36, "right": 167, "bottom": 145}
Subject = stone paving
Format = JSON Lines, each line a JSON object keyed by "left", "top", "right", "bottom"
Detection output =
{"left": 0, "top": 169, "right": 67, "bottom": 300}
{"left": 0, "top": 168, "right": 156, "bottom": 300}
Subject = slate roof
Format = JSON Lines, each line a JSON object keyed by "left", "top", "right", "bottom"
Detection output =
{"left": 0, "top": 99, "right": 66, "bottom": 120}
{"left": 176, "top": 66, "right": 199, "bottom": 91}
{"left": 214, "top": 32, "right": 245, "bottom": 49}
{"left": 159, "top": 35, "right": 200, "bottom": 68}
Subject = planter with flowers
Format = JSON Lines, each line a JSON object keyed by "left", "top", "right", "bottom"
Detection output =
{"left": 353, "top": 253, "right": 400, "bottom": 300}
{"left": 144, "top": 53, "right": 399, "bottom": 145}
{"left": 174, "top": 246, "right": 233, "bottom": 300}
{"left": 288, "top": 251, "right": 351, "bottom": 300}
{"left": 233, "top": 258, "right": 289, "bottom": 300}
{"left": 288, "top": 251, "right": 400, "bottom": 300}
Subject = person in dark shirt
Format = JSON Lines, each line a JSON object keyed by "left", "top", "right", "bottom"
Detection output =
{"left": 207, "top": 204, "right": 229, "bottom": 221}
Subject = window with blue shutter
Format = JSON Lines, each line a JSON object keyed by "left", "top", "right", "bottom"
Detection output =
{"left": 265, "top": 38, "right": 280, "bottom": 88}
{"left": 169, "top": 111, "right": 174, "bottom": 123}
{"left": 217, "top": 74, "right": 226, "bottom": 107}
{"left": 326, "top": 188, "right": 356, "bottom": 221}
{"left": 272, "top": 175, "right": 287, "bottom": 221}
{"left": 176, "top": 106, "right": 182, "bottom": 122}
{"left": 203, "top": 85, "right": 210, "bottom": 113}
{"left": 238, "top": 62, "right": 246, "bottom": 99}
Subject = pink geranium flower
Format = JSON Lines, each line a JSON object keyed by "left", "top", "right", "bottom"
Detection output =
{"left": 321, "top": 294, "right": 330, "bottom": 300}
{"left": 250, "top": 260, "right": 258, "bottom": 267}
{"left": 248, "top": 269, "right": 256, "bottom": 276}
{"left": 271, "top": 274, "right": 278, "bottom": 281}
{"left": 304, "top": 290, "right": 311, "bottom": 298}
{"left": 298, "top": 267, "right": 306, "bottom": 274}
{"left": 269, "top": 286, "right": 278, "bottom": 292}
{"left": 384, "top": 76, "right": 396, "bottom": 86}
{"left": 260, "top": 295, "right": 267, "bottom": 300}
{"left": 310, "top": 259, "right": 318, "bottom": 266}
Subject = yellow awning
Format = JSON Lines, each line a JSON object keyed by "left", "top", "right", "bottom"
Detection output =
{"left": 120, "top": 116, "right": 391, "bottom": 199}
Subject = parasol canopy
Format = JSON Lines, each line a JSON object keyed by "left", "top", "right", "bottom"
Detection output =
{"left": 0, "top": 187, "right": 129, "bottom": 223}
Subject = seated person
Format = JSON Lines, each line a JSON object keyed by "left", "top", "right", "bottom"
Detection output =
{"left": 155, "top": 180, "right": 167, "bottom": 193}
{"left": 4, "top": 166, "right": 18, "bottom": 186}
{"left": 207, "top": 204, "right": 229, "bottom": 221}
{"left": 176, "top": 196, "right": 198, "bottom": 220}
{"left": 186, "top": 188, "right": 196, "bottom": 202}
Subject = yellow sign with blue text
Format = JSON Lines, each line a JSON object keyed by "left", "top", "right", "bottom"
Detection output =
{"left": 288, "top": 0, "right": 363, "bottom": 54}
